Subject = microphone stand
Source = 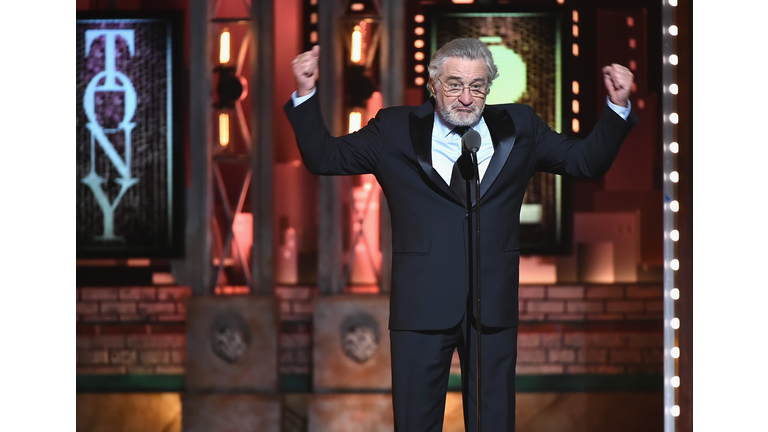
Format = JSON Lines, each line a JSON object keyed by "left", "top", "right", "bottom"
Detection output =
{"left": 469, "top": 150, "right": 482, "bottom": 432}
{"left": 459, "top": 138, "right": 482, "bottom": 432}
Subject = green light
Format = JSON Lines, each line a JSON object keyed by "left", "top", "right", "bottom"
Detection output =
{"left": 480, "top": 36, "right": 527, "bottom": 104}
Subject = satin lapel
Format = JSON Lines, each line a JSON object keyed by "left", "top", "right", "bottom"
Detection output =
{"left": 408, "top": 101, "right": 464, "bottom": 206}
{"left": 480, "top": 106, "right": 517, "bottom": 199}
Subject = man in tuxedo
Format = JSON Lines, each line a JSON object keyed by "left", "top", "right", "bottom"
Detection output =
{"left": 285, "top": 38, "right": 637, "bottom": 432}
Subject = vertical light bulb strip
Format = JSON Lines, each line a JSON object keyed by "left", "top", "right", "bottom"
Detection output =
{"left": 662, "top": 1, "right": 678, "bottom": 431}
{"left": 571, "top": 10, "right": 579, "bottom": 134}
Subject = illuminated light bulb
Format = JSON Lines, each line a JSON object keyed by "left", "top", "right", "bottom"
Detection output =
{"left": 573, "top": 25, "right": 579, "bottom": 37}
{"left": 670, "top": 229, "right": 679, "bottom": 241}
{"left": 219, "top": 30, "right": 231, "bottom": 64}
{"left": 671, "top": 317, "right": 680, "bottom": 329}
{"left": 310, "top": 31, "right": 318, "bottom": 43}
{"left": 350, "top": 2, "right": 364, "bottom": 11}
{"left": 310, "top": 12, "right": 318, "bottom": 24}
{"left": 669, "top": 25, "right": 678, "bottom": 36}
{"left": 415, "top": 77, "right": 425, "bottom": 86}
{"left": 414, "top": 39, "right": 424, "bottom": 48}
{"left": 671, "top": 347, "right": 680, "bottom": 358}
{"left": 452, "top": 0, "right": 474, "bottom": 3}
{"left": 572, "top": 100, "right": 580, "bottom": 114}
{"left": 669, "top": 142, "right": 679, "bottom": 153}
{"left": 669, "top": 84, "right": 679, "bottom": 94}
{"left": 414, "top": 14, "right": 425, "bottom": 23}
{"left": 671, "top": 406, "right": 680, "bottom": 417}
{"left": 671, "top": 288, "right": 680, "bottom": 300}
{"left": 573, "top": 11, "right": 579, "bottom": 23}
{"left": 219, "top": 113, "right": 229, "bottom": 146}
{"left": 627, "top": 16, "right": 635, "bottom": 27}
{"left": 415, "top": 27, "right": 424, "bottom": 35}
{"left": 572, "top": 43, "right": 579, "bottom": 56}
{"left": 572, "top": 119, "right": 580, "bottom": 133}
{"left": 349, "top": 111, "right": 362, "bottom": 133}
{"left": 669, "top": 0, "right": 678, "bottom": 6}
{"left": 670, "top": 200, "right": 679, "bottom": 212}
{"left": 351, "top": 25, "right": 362, "bottom": 63}
{"left": 572, "top": 81, "right": 580, "bottom": 95}
{"left": 415, "top": 52, "right": 424, "bottom": 61}
{"left": 557, "top": 0, "right": 564, "bottom": 4}
{"left": 629, "top": 38, "right": 636, "bottom": 49}
{"left": 671, "top": 376, "right": 680, "bottom": 387}
{"left": 671, "top": 259, "right": 680, "bottom": 270}
{"left": 629, "top": 60, "right": 637, "bottom": 70}
{"left": 669, "top": 54, "right": 679, "bottom": 65}
{"left": 670, "top": 171, "right": 679, "bottom": 183}
{"left": 364, "top": 182, "right": 372, "bottom": 191}
{"left": 415, "top": 64, "right": 425, "bottom": 73}
{"left": 669, "top": 113, "right": 679, "bottom": 124}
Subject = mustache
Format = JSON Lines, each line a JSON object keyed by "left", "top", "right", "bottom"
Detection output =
{"left": 450, "top": 102, "right": 478, "bottom": 111}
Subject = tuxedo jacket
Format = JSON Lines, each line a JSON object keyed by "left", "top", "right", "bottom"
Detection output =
{"left": 285, "top": 95, "right": 638, "bottom": 331}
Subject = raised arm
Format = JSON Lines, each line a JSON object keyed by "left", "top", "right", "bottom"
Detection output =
{"left": 284, "top": 45, "right": 382, "bottom": 176}
{"left": 534, "top": 63, "right": 638, "bottom": 178}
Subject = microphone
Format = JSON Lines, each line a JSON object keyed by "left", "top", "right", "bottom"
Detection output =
{"left": 458, "top": 129, "right": 481, "bottom": 181}
{"left": 461, "top": 129, "right": 482, "bottom": 153}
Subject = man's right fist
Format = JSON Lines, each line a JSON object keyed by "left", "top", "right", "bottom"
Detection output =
{"left": 292, "top": 45, "right": 320, "bottom": 97}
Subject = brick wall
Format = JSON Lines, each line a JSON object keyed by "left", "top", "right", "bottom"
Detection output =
{"left": 275, "top": 286, "right": 316, "bottom": 321}
{"left": 76, "top": 285, "right": 190, "bottom": 375}
{"left": 276, "top": 286, "right": 315, "bottom": 376}
{"left": 76, "top": 283, "right": 662, "bottom": 379}
{"left": 77, "top": 286, "right": 190, "bottom": 322}
{"left": 515, "top": 323, "right": 662, "bottom": 375}
{"left": 76, "top": 323, "right": 186, "bottom": 374}
{"left": 519, "top": 284, "right": 663, "bottom": 321}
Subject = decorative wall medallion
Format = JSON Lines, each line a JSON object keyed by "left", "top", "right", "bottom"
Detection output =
{"left": 340, "top": 313, "right": 380, "bottom": 363}
{"left": 211, "top": 311, "right": 252, "bottom": 363}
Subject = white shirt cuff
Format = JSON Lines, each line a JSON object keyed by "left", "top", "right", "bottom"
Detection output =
{"left": 606, "top": 96, "right": 631, "bottom": 120}
{"left": 291, "top": 88, "right": 316, "bottom": 107}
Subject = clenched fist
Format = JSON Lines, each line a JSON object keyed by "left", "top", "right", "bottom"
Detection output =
{"left": 602, "top": 63, "right": 634, "bottom": 107}
{"left": 292, "top": 45, "right": 320, "bottom": 97}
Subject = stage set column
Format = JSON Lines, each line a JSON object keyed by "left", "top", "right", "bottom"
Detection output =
{"left": 181, "top": 1, "right": 280, "bottom": 432}
{"left": 305, "top": 1, "right": 404, "bottom": 430}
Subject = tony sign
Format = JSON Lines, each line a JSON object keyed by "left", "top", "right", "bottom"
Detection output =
{"left": 81, "top": 29, "right": 138, "bottom": 241}
{"left": 77, "top": 16, "right": 180, "bottom": 257}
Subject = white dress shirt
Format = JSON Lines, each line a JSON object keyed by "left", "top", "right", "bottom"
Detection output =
{"left": 430, "top": 114, "right": 494, "bottom": 184}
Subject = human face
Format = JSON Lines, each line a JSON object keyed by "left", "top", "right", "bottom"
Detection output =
{"left": 431, "top": 57, "right": 489, "bottom": 127}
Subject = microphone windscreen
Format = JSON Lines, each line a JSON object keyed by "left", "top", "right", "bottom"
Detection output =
{"left": 461, "top": 129, "right": 482, "bottom": 152}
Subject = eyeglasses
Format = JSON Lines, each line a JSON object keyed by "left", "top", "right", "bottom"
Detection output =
{"left": 436, "top": 78, "right": 488, "bottom": 98}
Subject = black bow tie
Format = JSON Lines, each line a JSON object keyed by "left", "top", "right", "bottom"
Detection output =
{"left": 453, "top": 126, "right": 470, "bottom": 137}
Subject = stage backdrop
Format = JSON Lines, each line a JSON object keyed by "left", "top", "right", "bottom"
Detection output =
{"left": 76, "top": 12, "right": 184, "bottom": 258}
{"left": 427, "top": 11, "right": 568, "bottom": 254}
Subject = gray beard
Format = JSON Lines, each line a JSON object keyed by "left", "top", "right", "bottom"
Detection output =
{"left": 436, "top": 99, "right": 485, "bottom": 127}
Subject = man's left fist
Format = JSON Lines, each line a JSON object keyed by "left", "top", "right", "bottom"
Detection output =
{"left": 602, "top": 63, "right": 634, "bottom": 107}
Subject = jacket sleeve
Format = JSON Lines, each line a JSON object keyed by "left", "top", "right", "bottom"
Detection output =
{"left": 532, "top": 103, "right": 639, "bottom": 178}
{"left": 283, "top": 93, "right": 382, "bottom": 176}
